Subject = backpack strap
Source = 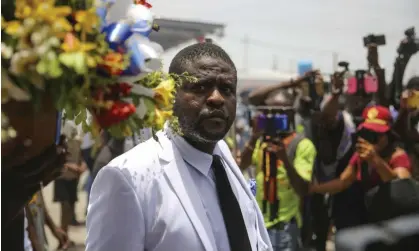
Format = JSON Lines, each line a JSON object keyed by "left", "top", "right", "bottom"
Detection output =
{"left": 286, "top": 133, "right": 306, "bottom": 162}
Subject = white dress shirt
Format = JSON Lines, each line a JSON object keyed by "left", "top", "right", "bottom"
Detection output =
{"left": 172, "top": 136, "right": 258, "bottom": 251}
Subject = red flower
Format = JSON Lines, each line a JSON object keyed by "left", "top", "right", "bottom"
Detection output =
{"left": 109, "top": 83, "right": 132, "bottom": 96}
{"left": 94, "top": 101, "right": 136, "bottom": 128}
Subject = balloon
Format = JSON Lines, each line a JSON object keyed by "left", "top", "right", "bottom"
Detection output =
{"left": 126, "top": 4, "right": 154, "bottom": 37}
{"left": 96, "top": 0, "right": 163, "bottom": 77}
{"left": 102, "top": 22, "right": 132, "bottom": 51}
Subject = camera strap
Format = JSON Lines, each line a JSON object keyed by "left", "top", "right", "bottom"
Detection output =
{"left": 261, "top": 134, "right": 305, "bottom": 222}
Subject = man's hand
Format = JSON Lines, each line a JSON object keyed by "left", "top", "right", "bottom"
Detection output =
{"left": 61, "top": 162, "right": 84, "bottom": 180}
{"left": 356, "top": 138, "right": 377, "bottom": 162}
{"left": 267, "top": 139, "right": 288, "bottom": 162}
{"left": 331, "top": 71, "right": 344, "bottom": 94}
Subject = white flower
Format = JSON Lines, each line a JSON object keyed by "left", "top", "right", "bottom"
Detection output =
{"left": 9, "top": 50, "right": 38, "bottom": 75}
{"left": 36, "top": 43, "right": 50, "bottom": 56}
{"left": 31, "top": 31, "right": 44, "bottom": 46}
{"left": 1, "top": 43, "right": 13, "bottom": 59}
{"left": 23, "top": 18, "right": 36, "bottom": 30}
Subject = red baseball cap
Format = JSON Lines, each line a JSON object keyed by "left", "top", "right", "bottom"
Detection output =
{"left": 357, "top": 105, "right": 392, "bottom": 133}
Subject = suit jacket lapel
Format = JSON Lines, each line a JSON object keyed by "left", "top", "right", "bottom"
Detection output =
{"left": 219, "top": 141, "right": 272, "bottom": 250}
{"left": 157, "top": 131, "right": 215, "bottom": 251}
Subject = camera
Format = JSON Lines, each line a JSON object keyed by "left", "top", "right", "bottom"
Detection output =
{"left": 356, "top": 128, "right": 380, "bottom": 144}
{"left": 256, "top": 107, "right": 294, "bottom": 139}
{"left": 398, "top": 27, "right": 419, "bottom": 55}
{"left": 363, "top": 34, "right": 386, "bottom": 47}
{"left": 338, "top": 61, "right": 350, "bottom": 72}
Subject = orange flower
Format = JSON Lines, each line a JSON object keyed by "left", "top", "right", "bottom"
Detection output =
{"left": 100, "top": 52, "right": 124, "bottom": 75}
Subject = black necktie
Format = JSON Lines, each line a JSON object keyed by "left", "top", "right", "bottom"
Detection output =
{"left": 212, "top": 155, "right": 252, "bottom": 251}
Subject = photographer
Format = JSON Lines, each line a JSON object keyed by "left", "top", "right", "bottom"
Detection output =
{"left": 388, "top": 27, "right": 419, "bottom": 109}
{"left": 243, "top": 92, "right": 316, "bottom": 250}
{"left": 308, "top": 106, "right": 412, "bottom": 221}
{"left": 393, "top": 76, "right": 419, "bottom": 180}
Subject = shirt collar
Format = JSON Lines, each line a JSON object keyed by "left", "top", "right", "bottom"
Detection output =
{"left": 172, "top": 135, "right": 222, "bottom": 176}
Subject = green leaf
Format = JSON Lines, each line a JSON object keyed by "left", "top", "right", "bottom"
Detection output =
{"left": 59, "top": 52, "right": 87, "bottom": 75}
{"left": 48, "top": 58, "right": 63, "bottom": 78}
{"left": 81, "top": 120, "right": 90, "bottom": 132}
{"left": 36, "top": 60, "right": 47, "bottom": 75}
{"left": 74, "top": 109, "right": 87, "bottom": 125}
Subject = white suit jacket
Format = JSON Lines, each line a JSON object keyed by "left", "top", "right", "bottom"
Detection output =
{"left": 86, "top": 129, "right": 272, "bottom": 251}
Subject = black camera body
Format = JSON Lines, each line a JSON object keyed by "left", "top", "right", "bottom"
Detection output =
{"left": 398, "top": 27, "right": 419, "bottom": 55}
{"left": 338, "top": 61, "right": 350, "bottom": 72}
{"left": 363, "top": 34, "right": 386, "bottom": 47}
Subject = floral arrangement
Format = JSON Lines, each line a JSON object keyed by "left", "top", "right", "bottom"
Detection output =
{"left": 1, "top": 0, "right": 179, "bottom": 142}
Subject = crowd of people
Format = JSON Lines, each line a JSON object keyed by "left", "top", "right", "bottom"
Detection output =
{"left": 229, "top": 28, "right": 419, "bottom": 250}
{"left": 3, "top": 25, "right": 419, "bottom": 251}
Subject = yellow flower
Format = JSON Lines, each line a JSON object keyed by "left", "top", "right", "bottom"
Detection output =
{"left": 154, "top": 108, "right": 173, "bottom": 129}
{"left": 74, "top": 9, "right": 99, "bottom": 33}
{"left": 122, "top": 125, "right": 133, "bottom": 137}
{"left": 4, "top": 21, "right": 23, "bottom": 36}
{"left": 15, "top": 0, "right": 34, "bottom": 19}
{"left": 14, "top": 0, "right": 72, "bottom": 32}
{"left": 52, "top": 17, "right": 73, "bottom": 33}
{"left": 153, "top": 79, "right": 175, "bottom": 109}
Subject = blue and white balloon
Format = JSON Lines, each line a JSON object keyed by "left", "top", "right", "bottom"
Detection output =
{"left": 96, "top": 0, "right": 163, "bottom": 78}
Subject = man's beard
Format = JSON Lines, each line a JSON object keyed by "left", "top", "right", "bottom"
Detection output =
{"left": 173, "top": 104, "right": 230, "bottom": 144}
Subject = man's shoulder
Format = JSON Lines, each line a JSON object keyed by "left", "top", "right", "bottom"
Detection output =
{"left": 107, "top": 137, "right": 162, "bottom": 175}
{"left": 295, "top": 136, "right": 316, "bottom": 155}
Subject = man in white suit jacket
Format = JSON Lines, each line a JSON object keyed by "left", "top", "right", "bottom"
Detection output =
{"left": 86, "top": 42, "right": 272, "bottom": 251}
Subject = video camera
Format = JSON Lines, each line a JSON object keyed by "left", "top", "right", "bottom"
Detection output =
{"left": 363, "top": 34, "right": 386, "bottom": 47}
{"left": 255, "top": 107, "right": 294, "bottom": 140}
{"left": 398, "top": 27, "right": 419, "bottom": 55}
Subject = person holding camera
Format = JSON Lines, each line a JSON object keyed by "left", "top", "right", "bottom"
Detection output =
{"left": 393, "top": 76, "right": 419, "bottom": 180}
{"left": 308, "top": 106, "right": 412, "bottom": 221}
{"left": 242, "top": 90, "right": 316, "bottom": 250}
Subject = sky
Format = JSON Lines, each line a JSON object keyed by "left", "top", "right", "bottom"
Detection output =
{"left": 114, "top": 0, "right": 419, "bottom": 82}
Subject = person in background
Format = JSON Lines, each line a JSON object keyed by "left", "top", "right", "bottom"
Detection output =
{"left": 308, "top": 106, "right": 411, "bottom": 215}
{"left": 91, "top": 130, "right": 125, "bottom": 181}
{"left": 240, "top": 87, "right": 316, "bottom": 250}
{"left": 253, "top": 113, "right": 316, "bottom": 250}
{"left": 393, "top": 76, "right": 419, "bottom": 180}
{"left": 26, "top": 189, "right": 71, "bottom": 251}
{"left": 54, "top": 122, "right": 87, "bottom": 240}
